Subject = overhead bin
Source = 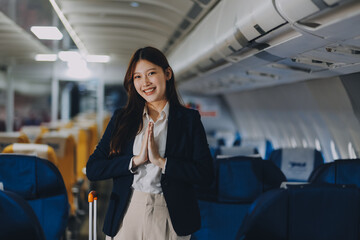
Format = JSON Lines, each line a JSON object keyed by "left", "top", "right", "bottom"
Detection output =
{"left": 169, "top": 0, "right": 360, "bottom": 92}
{"left": 275, "top": 0, "right": 360, "bottom": 40}
{"left": 169, "top": 0, "right": 286, "bottom": 79}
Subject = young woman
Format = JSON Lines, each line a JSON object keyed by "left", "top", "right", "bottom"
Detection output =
{"left": 86, "top": 46, "right": 214, "bottom": 240}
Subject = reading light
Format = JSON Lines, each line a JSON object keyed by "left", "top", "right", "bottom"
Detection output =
{"left": 130, "top": 2, "right": 140, "bottom": 7}
{"left": 30, "top": 26, "right": 63, "bottom": 40}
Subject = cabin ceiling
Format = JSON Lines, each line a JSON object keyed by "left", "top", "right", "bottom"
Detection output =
{"left": 0, "top": 11, "right": 51, "bottom": 66}
{"left": 0, "top": 0, "right": 359, "bottom": 95}
{"left": 57, "top": 0, "right": 219, "bottom": 65}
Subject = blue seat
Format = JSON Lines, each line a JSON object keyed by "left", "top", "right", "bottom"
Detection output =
{"left": 0, "top": 154, "right": 69, "bottom": 240}
{"left": 239, "top": 138, "right": 273, "bottom": 160}
{"left": 237, "top": 184, "right": 359, "bottom": 240}
{"left": 192, "top": 156, "right": 286, "bottom": 240}
{"left": 0, "top": 190, "right": 46, "bottom": 240}
{"left": 309, "top": 158, "right": 360, "bottom": 187}
{"left": 268, "top": 148, "right": 324, "bottom": 182}
{"left": 219, "top": 146, "right": 259, "bottom": 157}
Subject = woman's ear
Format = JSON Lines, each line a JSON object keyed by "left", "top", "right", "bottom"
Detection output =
{"left": 165, "top": 67, "right": 172, "bottom": 81}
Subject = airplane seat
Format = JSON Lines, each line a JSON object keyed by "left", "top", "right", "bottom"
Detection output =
{"left": 237, "top": 184, "right": 359, "bottom": 240}
{"left": 0, "top": 190, "right": 46, "bottom": 240}
{"left": 2, "top": 143, "right": 58, "bottom": 166}
{"left": 60, "top": 126, "right": 89, "bottom": 181}
{"left": 209, "top": 146, "right": 220, "bottom": 159}
{"left": 60, "top": 125, "right": 91, "bottom": 215}
{"left": 35, "top": 131, "right": 77, "bottom": 215}
{"left": 233, "top": 131, "right": 241, "bottom": 146}
{"left": 192, "top": 156, "right": 286, "bottom": 240}
{"left": 240, "top": 138, "right": 273, "bottom": 160}
{"left": 268, "top": 148, "right": 324, "bottom": 182}
{"left": 0, "top": 154, "right": 69, "bottom": 240}
{"left": 0, "top": 131, "right": 30, "bottom": 152}
{"left": 20, "top": 125, "right": 49, "bottom": 143}
{"left": 219, "top": 145, "right": 259, "bottom": 158}
{"left": 206, "top": 135, "right": 218, "bottom": 148}
{"left": 309, "top": 159, "right": 360, "bottom": 188}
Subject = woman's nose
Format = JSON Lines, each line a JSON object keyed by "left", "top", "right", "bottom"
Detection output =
{"left": 142, "top": 76, "right": 150, "bottom": 86}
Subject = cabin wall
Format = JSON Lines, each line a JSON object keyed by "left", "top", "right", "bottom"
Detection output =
{"left": 180, "top": 93, "right": 237, "bottom": 133}
{"left": 223, "top": 73, "right": 360, "bottom": 162}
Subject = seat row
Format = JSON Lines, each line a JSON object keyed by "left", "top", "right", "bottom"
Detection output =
{"left": 0, "top": 154, "right": 68, "bottom": 240}
{"left": 0, "top": 118, "right": 100, "bottom": 208}
{"left": 213, "top": 144, "right": 325, "bottom": 182}
{"left": 191, "top": 156, "right": 360, "bottom": 240}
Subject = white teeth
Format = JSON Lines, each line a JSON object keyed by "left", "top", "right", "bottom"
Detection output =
{"left": 144, "top": 88, "right": 155, "bottom": 93}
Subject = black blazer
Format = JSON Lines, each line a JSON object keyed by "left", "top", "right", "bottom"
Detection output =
{"left": 86, "top": 103, "right": 214, "bottom": 237}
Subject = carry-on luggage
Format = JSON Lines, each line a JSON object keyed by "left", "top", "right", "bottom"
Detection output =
{"left": 88, "top": 191, "right": 98, "bottom": 240}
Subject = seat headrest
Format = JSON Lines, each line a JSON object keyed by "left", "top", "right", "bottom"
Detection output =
{"left": 270, "top": 148, "right": 324, "bottom": 181}
{"left": 12, "top": 143, "right": 49, "bottom": 160}
{"left": 0, "top": 154, "right": 67, "bottom": 200}
{"left": 310, "top": 159, "right": 360, "bottom": 188}
{"left": 216, "top": 156, "right": 286, "bottom": 203}
{"left": 219, "top": 146, "right": 259, "bottom": 157}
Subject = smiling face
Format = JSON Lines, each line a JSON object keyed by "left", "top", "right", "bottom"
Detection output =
{"left": 133, "top": 59, "right": 171, "bottom": 108}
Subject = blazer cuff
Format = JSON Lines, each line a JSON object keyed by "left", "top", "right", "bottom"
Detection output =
{"left": 162, "top": 158, "right": 167, "bottom": 174}
{"left": 129, "top": 157, "right": 138, "bottom": 173}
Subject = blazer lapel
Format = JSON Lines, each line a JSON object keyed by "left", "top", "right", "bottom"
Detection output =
{"left": 165, "top": 104, "right": 183, "bottom": 158}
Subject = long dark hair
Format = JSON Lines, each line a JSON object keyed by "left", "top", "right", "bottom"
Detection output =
{"left": 109, "top": 46, "right": 182, "bottom": 155}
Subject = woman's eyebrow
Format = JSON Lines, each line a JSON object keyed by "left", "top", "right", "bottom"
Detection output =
{"left": 134, "top": 67, "right": 157, "bottom": 74}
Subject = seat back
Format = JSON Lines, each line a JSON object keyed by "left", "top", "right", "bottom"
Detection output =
{"left": 269, "top": 148, "right": 324, "bottom": 181}
{"left": 2, "top": 143, "right": 58, "bottom": 166}
{"left": 238, "top": 184, "right": 360, "bottom": 240}
{"left": 35, "top": 131, "right": 77, "bottom": 214}
{"left": 219, "top": 146, "right": 259, "bottom": 158}
{"left": 0, "top": 190, "right": 46, "bottom": 240}
{"left": 309, "top": 159, "right": 360, "bottom": 187}
{"left": 217, "top": 156, "right": 286, "bottom": 203}
{"left": 0, "top": 154, "right": 69, "bottom": 240}
{"left": 0, "top": 131, "right": 30, "bottom": 152}
{"left": 192, "top": 156, "right": 286, "bottom": 240}
{"left": 20, "top": 126, "right": 49, "bottom": 143}
{"left": 240, "top": 138, "right": 273, "bottom": 160}
{"left": 60, "top": 126, "right": 90, "bottom": 180}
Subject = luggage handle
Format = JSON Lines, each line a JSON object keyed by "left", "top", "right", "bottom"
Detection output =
{"left": 88, "top": 191, "right": 98, "bottom": 240}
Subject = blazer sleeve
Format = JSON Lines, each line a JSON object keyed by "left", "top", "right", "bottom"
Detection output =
{"left": 86, "top": 110, "right": 134, "bottom": 181}
{"left": 164, "top": 111, "right": 214, "bottom": 186}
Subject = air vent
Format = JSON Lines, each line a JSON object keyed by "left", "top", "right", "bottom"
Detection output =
{"left": 187, "top": 3, "right": 203, "bottom": 19}
{"left": 198, "top": 0, "right": 212, "bottom": 5}
{"left": 180, "top": 19, "right": 191, "bottom": 30}
{"left": 292, "top": 57, "right": 330, "bottom": 68}
{"left": 196, "top": 58, "right": 229, "bottom": 73}
{"left": 325, "top": 45, "right": 360, "bottom": 55}
{"left": 271, "top": 63, "right": 312, "bottom": 73}
{"left": 246, "top": 70, "right": 279, "bottom": 80}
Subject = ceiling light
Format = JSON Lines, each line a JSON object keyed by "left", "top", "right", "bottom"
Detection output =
{"left": 35, "top": 54, "right": 57, "bottom": 62}
{"left": 86, "top": 55, "right": 111, "bottom": 63}
{"left": 130, "top": 2, "right": 140, "bottom": 7}
{"left": 30, "top": 26, "right": 63, "bottom": 40}
{"left": 58, "top": 51, "right": 81, "bottom": 62}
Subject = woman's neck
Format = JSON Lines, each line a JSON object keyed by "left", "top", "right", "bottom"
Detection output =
{"left": 146, "top": 100, "right": 168, "bottom": 122}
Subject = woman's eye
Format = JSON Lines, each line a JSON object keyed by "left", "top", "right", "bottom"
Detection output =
{"left": 134, "top": 75, "right": 140, "bottom": 79}
{"left": 148, "top": 71, "right": 155, "bottom": 76}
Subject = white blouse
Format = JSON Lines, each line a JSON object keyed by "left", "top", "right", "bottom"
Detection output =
{"left": 129, "top": 102, "right": 169, "bottom": 194}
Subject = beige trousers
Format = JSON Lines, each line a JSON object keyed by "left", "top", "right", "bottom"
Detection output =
{"left": 106, "top": 190, "right": 191, "bottom": 240}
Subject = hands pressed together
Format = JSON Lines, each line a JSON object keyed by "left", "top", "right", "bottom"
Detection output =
{"left": 132, "top": 122, "right": 166, "bottom": 170}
